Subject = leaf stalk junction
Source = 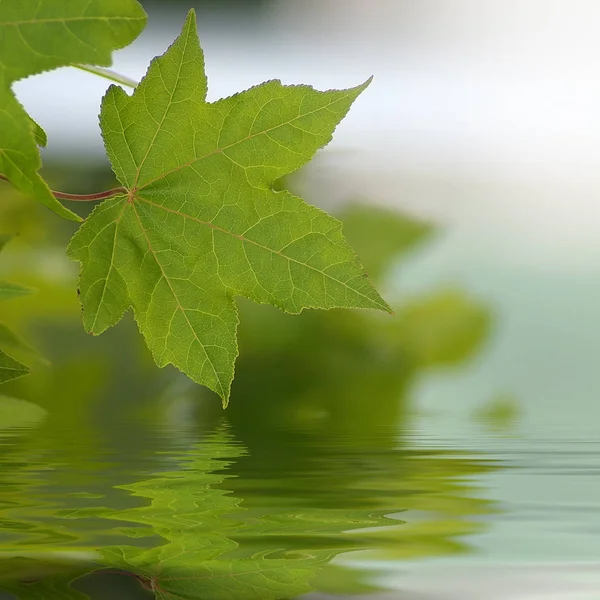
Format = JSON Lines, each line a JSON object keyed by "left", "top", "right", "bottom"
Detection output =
{"left": 0, "top": 173, "right": 126, "bottom": 202}
{"left": 0, "top": 65, "right": 137, "bottom": 203}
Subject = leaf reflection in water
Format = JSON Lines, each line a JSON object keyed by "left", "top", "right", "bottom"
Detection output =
{"left": 0, "top": 424, "right": 498, "bottom": 599}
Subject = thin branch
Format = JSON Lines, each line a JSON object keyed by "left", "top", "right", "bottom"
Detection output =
{"left": 72, "top": 64, "right": 139, "bottom": 89}
{"left": 0, "top": 173, "right": 126, "bottom": 202}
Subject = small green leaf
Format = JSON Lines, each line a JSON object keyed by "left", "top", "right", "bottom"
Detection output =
{"left": 0, "top": 321, "right": 45, "bottom": 361}
{"left": 68, "top": 10, "right": 390, "bottom": 405}
{"left": 0, "top": 280, "right": 35, "bottom": 301}
{"left": 28, "top": 116, "right": 47, "bottom": 148}
{"left": 0, "top": 0, "right": 147, "bottom": 221}
{"left": 0, "top": 348, "right": 29, "bottom": 383}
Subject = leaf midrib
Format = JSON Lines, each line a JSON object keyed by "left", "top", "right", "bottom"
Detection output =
{"left": 134, "top": 89, "right": 360, "bottom": 191}
{"left": 130, "top": 202, "right": 227, "bottom": 398}
{"left": 133, "top": 27, "right": 191, "bottom": 189}
{"left": 0, "top": 16, "right": 144, "bottom": 26}
{"left": 136, "top": 196, "right": 388, "bottom": 311}
{"left": 89, "top": 201, "right": 129, "bottom": 332}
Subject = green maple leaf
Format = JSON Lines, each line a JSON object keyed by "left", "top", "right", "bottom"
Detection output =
{"left": 68, "top": 10, "right": 391, "bottom": 404}
{"left": 0, "top": 0, "right": 147, "bottom": 221}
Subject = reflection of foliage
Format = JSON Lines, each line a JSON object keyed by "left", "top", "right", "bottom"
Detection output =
{"left": 0, "top": 397, "right": 46, "bottom": 431}
{"left": 0, "top": 425, "right": 496, "bottom": 600}
{"left": 70, "top": 431, "right": 324, "bottom": 600}
{"left": 0, "top": 431, "right": 324, "bottom": 599}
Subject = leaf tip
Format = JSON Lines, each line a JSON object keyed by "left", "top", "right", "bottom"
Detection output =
{"left": 377, "top": 297, "right": 394, "bottom": 315}
{"left": 217, "top": 379, "right": 232, "bottom": 409}
{"left": 59, "top": 209, "right": 83, "bottom": 223}
{"left": 356, "top": 76, "right": 373, "bottom": 95}
{"left": 183, "top": 8, "right": 198, "bottom": 31}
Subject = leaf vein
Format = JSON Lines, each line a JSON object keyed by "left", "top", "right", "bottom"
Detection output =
{"left": 135, "top": 90, "right": 360, "bottom": 191}
{"left": 130, "top": 202, "right": 226, "bottom": 397}
{"left": 136, "top": 196, "right": 383, "bottom": 309}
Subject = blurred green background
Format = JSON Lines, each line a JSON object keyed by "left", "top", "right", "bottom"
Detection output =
{"left": 3, "top": 1, "right": 600, "bottom": 597}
